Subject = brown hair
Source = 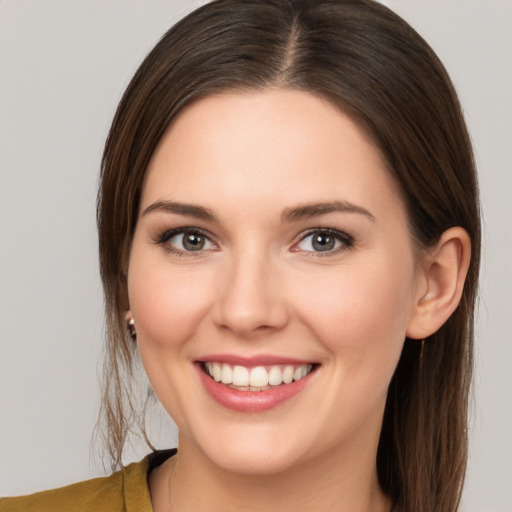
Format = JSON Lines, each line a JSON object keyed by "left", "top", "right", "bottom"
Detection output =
{"left": 97, "top": 1, "right": 480, "bottom": 510}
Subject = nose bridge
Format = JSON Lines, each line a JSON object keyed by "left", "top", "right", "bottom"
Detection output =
{"left": 213, "top": 242, "right": 288, "bottom": 336}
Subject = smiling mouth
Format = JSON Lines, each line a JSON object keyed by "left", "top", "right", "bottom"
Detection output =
{"left": 201, "top": 362, "right": 316, "bottom": 391}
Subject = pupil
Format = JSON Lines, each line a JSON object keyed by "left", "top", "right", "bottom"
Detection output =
{"left": 312, "top": 234, "right": 334, "bottom": 251}
{"left": 183, "top": 232, "right": 204, "bottom": 251}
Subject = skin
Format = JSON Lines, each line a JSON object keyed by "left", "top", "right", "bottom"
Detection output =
{"left": 127, "top": 89, "right": 470, "bottom": 511}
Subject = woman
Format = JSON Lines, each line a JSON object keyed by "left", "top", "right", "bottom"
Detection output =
{"left": 0, "top": 0, "right": 480, "bottom": 511}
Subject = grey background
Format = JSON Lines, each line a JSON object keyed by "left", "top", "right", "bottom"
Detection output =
{"left": 0, "top": 1, "right": 510, "bottom": 510}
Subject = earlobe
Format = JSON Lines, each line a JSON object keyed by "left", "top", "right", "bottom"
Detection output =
{"left": 125, "top": 311, "right": 137, "bottom": 341}
{"left": 406, "top": 227, "right": 471, "bottom": 340}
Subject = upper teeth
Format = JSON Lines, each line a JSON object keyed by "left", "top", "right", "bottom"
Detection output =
{"left": 204, "top": 362, "right": 313, "bottom": 388}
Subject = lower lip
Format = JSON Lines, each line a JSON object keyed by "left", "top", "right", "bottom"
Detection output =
{"left": 196, "top": 364, "right": 315, "bottom": 413}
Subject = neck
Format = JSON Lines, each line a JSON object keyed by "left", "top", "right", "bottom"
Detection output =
{"left": 150, "top": 434, "right": 391, "bottom": 512}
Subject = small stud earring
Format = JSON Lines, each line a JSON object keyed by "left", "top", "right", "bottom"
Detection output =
{"left": 126, "top": 312, "right": 137, "bottom": 342}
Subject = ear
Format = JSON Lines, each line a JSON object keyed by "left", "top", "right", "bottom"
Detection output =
{"left": 406, "top": 227, "right": 471, "bottom": 340}
{"left": 125, "top": 310, "right": 137, "bottom": 341}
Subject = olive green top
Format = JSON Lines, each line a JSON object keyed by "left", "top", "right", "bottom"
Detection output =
{"left": 0, "top": 450, "right": 176, "bottom": 512}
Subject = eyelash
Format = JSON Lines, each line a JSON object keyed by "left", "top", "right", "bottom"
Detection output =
{"left": 154, "top": 227, "right": 217, "bottom": 257}
{"left": 293, "top": 228, "right": 354, "bottom": 256}
{"left": 154, "top": 227, "right": 354, "bottom": 257}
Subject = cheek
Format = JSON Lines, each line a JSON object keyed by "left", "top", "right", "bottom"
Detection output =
{"left": 127, "top": 255, "right": 214, "bottom": 353}
{"left": 295, "top": 254, "right": 415, "bottom": 365}
{"left": 126, "top": 254, "right": 216, "bottom": 421}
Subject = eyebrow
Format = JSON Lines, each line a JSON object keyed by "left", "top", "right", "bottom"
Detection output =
{"left": 281, "top": 201, "right": 375, "bottom": 223}
{"left": 142, "top": 199, "right": 375, "bottom": 224}
{"left": 142, "top": 201, "right": 218, "bottom": 222}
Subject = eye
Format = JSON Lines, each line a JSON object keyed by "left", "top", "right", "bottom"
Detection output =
{"left": 158, "top": 228, "right": 217, "bottom": 254}
{"left": 293, "top": 229, "right": 353, "bottom": 254}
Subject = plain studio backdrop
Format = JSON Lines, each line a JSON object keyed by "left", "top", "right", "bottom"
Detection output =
{"left": 0, "top": 1, "right": 510, "bottom": 510}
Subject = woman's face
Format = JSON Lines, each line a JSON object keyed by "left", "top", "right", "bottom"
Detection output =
{"left": 128, "top": 89, "right": 423, "bottom": 475}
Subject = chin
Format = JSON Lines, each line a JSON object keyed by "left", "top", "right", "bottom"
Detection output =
{"left": 182, "top": 420, "right": 317, "bottom": 476}
{"left": 205, "top": 443, "right": 306, "bottom": 476}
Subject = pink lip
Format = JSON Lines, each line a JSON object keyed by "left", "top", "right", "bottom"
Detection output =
{"left": 195, "top": 361, "right": 317, "bottom": 413}
{"left": 198, "top": 353, "right": 313, "bottom": 367}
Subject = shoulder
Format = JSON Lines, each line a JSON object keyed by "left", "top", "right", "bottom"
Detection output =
{"left": 0, "top": 450, "right": 176, "bottom": 512}
{"left": 0, "top": 469, "right": 127, "bottom": 512}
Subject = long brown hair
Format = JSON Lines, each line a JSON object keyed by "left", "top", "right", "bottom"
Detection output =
{"left": 97, "top": 1, "right": 480, "bottom": 510}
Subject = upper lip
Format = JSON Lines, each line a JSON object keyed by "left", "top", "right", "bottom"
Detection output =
{"left": 196, "top": 354, "right": 317, "bottom": 367}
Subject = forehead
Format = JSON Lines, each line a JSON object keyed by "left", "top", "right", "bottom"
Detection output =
{"left": 141, "top": 89, "right": 403, "bottom": 222}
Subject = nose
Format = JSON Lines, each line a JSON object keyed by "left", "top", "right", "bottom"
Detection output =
{"left": 211, "top": 250, "right": 289, "bottom": 338}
